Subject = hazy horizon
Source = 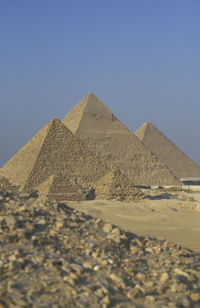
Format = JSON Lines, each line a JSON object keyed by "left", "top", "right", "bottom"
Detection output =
{"left": 1, "top": 0, "right": 200, "bottom": 167}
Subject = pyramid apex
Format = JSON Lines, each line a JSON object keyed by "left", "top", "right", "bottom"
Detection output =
{"left": 143, "top": 121, "right": 153, "bottom": 127}
{"left": 86, "top": 92, "right": 97, "bottom": 98}
{"left": 63, "top": 92, "right": 118, "bottom": 133}
{"left": 134, "top": 122, "right": 156, "bottom": 139}
{"left": 49, "top": 118, "right": 69, "bottom": 130}
{"left": 81, "top": 93, "right": 113, "bottom": 116}
{"left": 50, "top": 118, "right": 61, "bottom": 125}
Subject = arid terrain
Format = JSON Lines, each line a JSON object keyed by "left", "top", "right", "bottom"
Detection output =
{"left": 0, "top": 189, "right": 200, "bottom": 308}
{"left": 69, "top": 188, "right": 200, "bottom": 253}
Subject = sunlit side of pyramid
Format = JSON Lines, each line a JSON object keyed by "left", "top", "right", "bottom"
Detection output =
{"left": 63, "top": 93, "right": 178, "bottom": 185}
{"left": 0, "top": 118, "right": 108, "bottom": 191}
{"left": 134, "top": 122, "right": 200, "bottom": 179}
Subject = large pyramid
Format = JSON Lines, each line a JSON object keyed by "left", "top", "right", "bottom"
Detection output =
{"left": 63, "top": 93, "right": 178, "bottom": 185}
{"left": 134, "top": 122, "right": 200, "bottom": 179}
{"left": 0, "top": 118, "right": 109, "bottom": 191}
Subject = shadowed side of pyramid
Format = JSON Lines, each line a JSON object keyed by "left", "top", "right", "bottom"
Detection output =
{"left": 0, "top": 118, "right": 109, "bottom": 191}
{"left": 63, "top": 94, "right": 179, "bottom": 186}
{"left": 134, "top": 122, "right": 200, "bottom": 179}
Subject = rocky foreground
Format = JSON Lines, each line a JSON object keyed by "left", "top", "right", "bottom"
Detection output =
{"left": 0, "top": 190, "right": 200, "bottom": 308}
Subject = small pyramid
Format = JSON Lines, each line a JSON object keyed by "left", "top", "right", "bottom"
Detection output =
{"left": 95, "top": 168, "right": 145, "bottom": 201}
{"left": 37, "top": 174, "right": 86, "bottom": 201}
{"left": 0, "top": 118, "right": 109, "bottom": 191}
{"left": 134, "top": 122, "right": 200, "bottom": 179}
{"left": 63, "top": 94, "right": 178, "bottom": 185}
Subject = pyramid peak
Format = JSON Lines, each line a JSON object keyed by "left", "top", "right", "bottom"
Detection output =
{"left": 48, "top": 118, "right": 72, "bottom": 133}
{"left": 85, "top": 92, "right": 97, "bottom": 98}
{"left": 134, "top": 122, "right": 158, "bottom": 141}
{"left": 142, "top": 122, "right": 154, "bottom": 128}
{"left": 144, "top": 121, "right": 151, "bottom": 125}
{"left": 81, "top": 93, "right": 113, "bottom": 118}
{"left": 83, "top": 92, "right": 106, "bottom": 107}
{"left": 49, "top": 118, "right": 62, "bottom": 125}
{"left": 63, "top": 92, "right": 118, "bottom": 134}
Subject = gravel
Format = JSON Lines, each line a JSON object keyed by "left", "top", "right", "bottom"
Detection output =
{"left": 0, "top": 189, "right": 199, "bottom": 307}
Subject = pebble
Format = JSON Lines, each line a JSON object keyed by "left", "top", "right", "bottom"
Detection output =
{"left": 82, "top": 262, "right": 93, "bottom": 269}
{"left": 190, "top": 292, "right": 200, "bottom": 302}
{"left": 160, "top": 272, "right": 169, "bottom": 283}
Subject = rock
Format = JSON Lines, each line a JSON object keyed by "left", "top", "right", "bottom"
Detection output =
{"left": 160, "top": 272, "right": 169, "bottom": 283}
{"left": 190, "top": 292, "right": 200, "bottom": 302}
{"left": 127, "top": 287, "right": 143, "bottom": 299}
{"left": 82, "top": 262, "right": 93, "bottom": 269}
{"left": 0, "top": 189, "right": 199, "bottom": 307}
{"left": 174, "top": 268, "right": 190, "bottom": 278}
{"left": 102, "top": 223, "right": 113, "bottom": 233}
{"left": 70, "top": 263, "right": 83, "bottom": 273}
{"left": 110, "top": 273, "right": 125, "bottom": 288}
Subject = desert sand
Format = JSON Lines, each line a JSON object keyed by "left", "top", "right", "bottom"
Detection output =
{"left": 69, "top": 189, "right": 200, "bottom": 252}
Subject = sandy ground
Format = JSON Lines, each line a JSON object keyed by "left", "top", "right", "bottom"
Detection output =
{"left": 68, "top": 189, "right": 200, "bottom": 252}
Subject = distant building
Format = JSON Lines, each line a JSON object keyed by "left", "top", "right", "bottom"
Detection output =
{"left": 180, "top": 177, "right": 200, "bottom": 185}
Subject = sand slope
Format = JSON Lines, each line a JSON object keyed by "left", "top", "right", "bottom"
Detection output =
{"left": 69, "top": 190, "right": 200, "bottom": 252}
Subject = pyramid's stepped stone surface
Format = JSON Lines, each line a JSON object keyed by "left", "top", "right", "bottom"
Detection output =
{"left": 37, "top": 175, "right": 86, "bottom": 201}
{"left": 0, "top": 119, "right": 109, "bottom": 191}
{"left": 95, "top": 169, "right": 145, "bottom": 201}
{"left": 63, "top": 93, "right": 178, "bottom": 186}
{"left": 134, "top": 122, "right": 200, "bottom": 179}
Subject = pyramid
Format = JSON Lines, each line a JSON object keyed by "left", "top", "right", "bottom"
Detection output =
{"left": 95, "top": 168, "right": 145, "bottom": 201}
{"left": 63, "top": 93, "right": 178, "bottom": 185}
{"left": 134, "top": 122, "right": 200, "bottom": 179}
{"left": 0, "top": 118, "right": 109, "bottom": 191}
{"left": 37, "top": 174, "right": 87, "bottom": 201}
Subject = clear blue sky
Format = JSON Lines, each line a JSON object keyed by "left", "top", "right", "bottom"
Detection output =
{"left": 1, "top": 0, "right": 200, "bottom": 167}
